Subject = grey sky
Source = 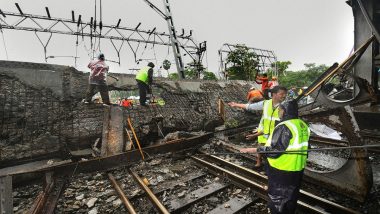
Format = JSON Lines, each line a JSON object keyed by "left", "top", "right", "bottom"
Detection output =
{"left": 0, "top": 0, "right": 353, "bottom": 77}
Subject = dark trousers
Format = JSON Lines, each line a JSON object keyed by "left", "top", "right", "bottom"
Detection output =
{"left": 267, "top": 165, "right": 304, "bottom": 214}
{"left": 263, "top": 89, "right": 270, "bottom": 100}
{"left": 137, "top": 80, "right": 149, "bottom": 106}
{"left": 85, "top": 84, "right": 110, "bottom": 104}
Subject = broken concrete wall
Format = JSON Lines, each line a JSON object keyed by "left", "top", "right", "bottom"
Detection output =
{"left": 0, "top": 60, "right": 259, "bottom": 166}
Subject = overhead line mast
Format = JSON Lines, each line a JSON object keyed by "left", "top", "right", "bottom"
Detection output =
{"left": 143, "top": 0, "right": 185, "bottom": 79}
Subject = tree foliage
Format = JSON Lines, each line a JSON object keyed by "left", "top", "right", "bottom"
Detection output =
{"left": 226, "top": 45, "right": 259, "bottom": 80}
{"left": 278, "top": 63, "right": 329, "bottom": 88}
{"left": 168, "top": 73, "right": 179, "bottom": 80}
{"left": 167, "top": 68, "right": 217, "bottom": 80}
{"left": 203, "top": 71, "right": 217, "bottom": 80}
{"left": 272, "top": 61, "right": 292, "bottom": 76}
{"left": 162, "top": 59, "right": 171, "bottom": 70}
{"left": 184, "top": 67, "right": 198, "bottom": 79}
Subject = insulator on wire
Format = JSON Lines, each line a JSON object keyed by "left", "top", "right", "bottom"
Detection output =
{"left": 15, "top": 3, "right": 23, "bottom": 15}
{"left": 99, "top": 21, "right": 103, "bottom": 31}
{"left": 116, "top": 19, "right": 121, "bottom": 28}
{"left": 72, "top": 11, "right": 75, "bottom": 22}
{"left": 77, "top": 15, "right": 82, "bottom": 27}
{"left": 149, "top": 27, "right": 156, "bottom": 35}
{"left": 135, "top": 22, "right": 141, "bottom": 30}
{"left": 45, "top": 7, "right": 51, "bottom": 19}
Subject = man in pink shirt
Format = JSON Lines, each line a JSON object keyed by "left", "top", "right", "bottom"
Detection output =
{"left": 84, "top": 53, "right": 111, "bottom": 105}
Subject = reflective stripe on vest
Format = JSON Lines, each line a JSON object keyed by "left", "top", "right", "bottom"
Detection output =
{"left": 257, "top": 118, "right": 267, "bottom": 144}
{"left": 136, "top": 66, "right": 150, "bottom": 84}
{"left": 258, "top": 99, "right": 280, "bottom": 145}
{"left": 266, "top": 119, "right": 310, "bottom": 172}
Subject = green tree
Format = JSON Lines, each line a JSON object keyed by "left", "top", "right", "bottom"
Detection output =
{"left": 226, "top": 45, "right": 259, "bottom": 80}
{"left": 168, "top": 73, "right": 179, "bottom": 80}
{"left": 279, "top": 63, "right": 329, "bottom": 88}
{"left": 271, "top": 61, "right": 292, "bottom": 76}
{"left": 203, "top": 71, "right": 217, "bottom": 80}
{"left": 163, "top": 59, "right": 171, "bottom": 77}
{"left": 184, "top": 67, "right": 198, "bottom": 79}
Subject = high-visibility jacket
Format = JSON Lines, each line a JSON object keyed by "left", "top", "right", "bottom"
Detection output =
{"left": 247, "top": 90, "right": 263, "bottom": 102}
{"left": 265, "top": 119, "right": 310, "bottom": 171}
{"left": 136, "top": 66, "right": 150, "bottom": 84}
{"left": 257, "top": 99, "right": 280, "bottom": 145}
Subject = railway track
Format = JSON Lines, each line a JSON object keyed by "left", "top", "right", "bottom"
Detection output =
{"left": 193, "top": 153, "right": 359, "bottom": 214}
{"left": 13, "top": 150, "right": 360, "bottom": 214}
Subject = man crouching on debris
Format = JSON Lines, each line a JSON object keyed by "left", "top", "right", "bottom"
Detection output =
{"left": 83, "top": 53, "right": 111, "bottom": 105}
{"left": 240, "top": 99, "right": 310, "bottom": 214}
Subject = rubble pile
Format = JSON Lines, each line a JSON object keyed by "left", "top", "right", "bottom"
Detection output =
{"left": 0, "top": 60, "right": 258, "bottom": 165}
{"left": 55, "top": 172, "right": 125, "bottom": 214}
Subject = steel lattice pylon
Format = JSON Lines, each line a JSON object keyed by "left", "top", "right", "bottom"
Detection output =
{"left": 218, "top": 43, "right": 278, "bottom": 80}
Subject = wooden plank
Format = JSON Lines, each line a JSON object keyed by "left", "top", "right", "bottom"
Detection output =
{"left": 0, "top": 176, "right": 12, "bottom": 214}
{"left": 101, "top": 106, "right": 110, "bottom": 156}
{"left": 208, "top": 197, "right": 254, "bottom": 214}
{"left": 169, "top": 182, "right": 228, "bottom": 213}
{"left": 101, "top": 106, "right": 124, "bottom": 156}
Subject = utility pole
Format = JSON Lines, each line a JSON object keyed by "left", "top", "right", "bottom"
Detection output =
{"left": 162, "top": 0, "right": 185, "bottom": 79}
{"left": 143, "top": 0, "right": 186, "bottom": 79}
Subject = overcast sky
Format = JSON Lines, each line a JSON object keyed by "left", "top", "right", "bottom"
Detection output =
{"left": 0, "top": 0, "right": 354, "bottom": 77}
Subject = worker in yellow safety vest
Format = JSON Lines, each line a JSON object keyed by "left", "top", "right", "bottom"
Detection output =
{"left": 241, "top": 99, "right": 310, "bottom": 214}
{"left": 136, "top": 62, "right": 154, "bottom": 106}
{"left": 229, "top": 86, "right": 287, "bottom": 167}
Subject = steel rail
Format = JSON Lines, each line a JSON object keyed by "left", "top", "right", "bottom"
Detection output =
{"left": 130, "top": 170, "right": 169, "bottom": 214}
{"left": 40, "top": 178, "right": 66, "bottom": 214}
{"left": 191, "top": 156, "right": 268, "bottom": 199}
{"left": 27, "top": 174, "right": 55, "bottom": 214}
{"left": 310, "top": 136, "right": 349, "bottom": 147}
{"left": 191, "top": 156, "right": 327, "bottom": 213}
{"left": 0, "top": 133, "right": 212, "bottom": 179}
{"left": 108, "top": 173, "right": 137, "bottom": 214}
{"left": 195, "top": 154, "right": 360, "bottom": 214}
{"left": 205, "top": 154, "right": 359, "bottom": 214}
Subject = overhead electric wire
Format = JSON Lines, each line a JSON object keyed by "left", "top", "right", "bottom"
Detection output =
{"left": 0, "top": 28, "right": 9, "bottom": 60}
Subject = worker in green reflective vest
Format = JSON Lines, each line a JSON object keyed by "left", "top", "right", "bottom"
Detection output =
{"left": 229, "top": 86, "right": 288, "bottom": 168}
{"left": 241, "top": 99, "right": 310, "bottom": 214}
{"left": 136, "top": 62, "right": 154, "bottom": 106}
